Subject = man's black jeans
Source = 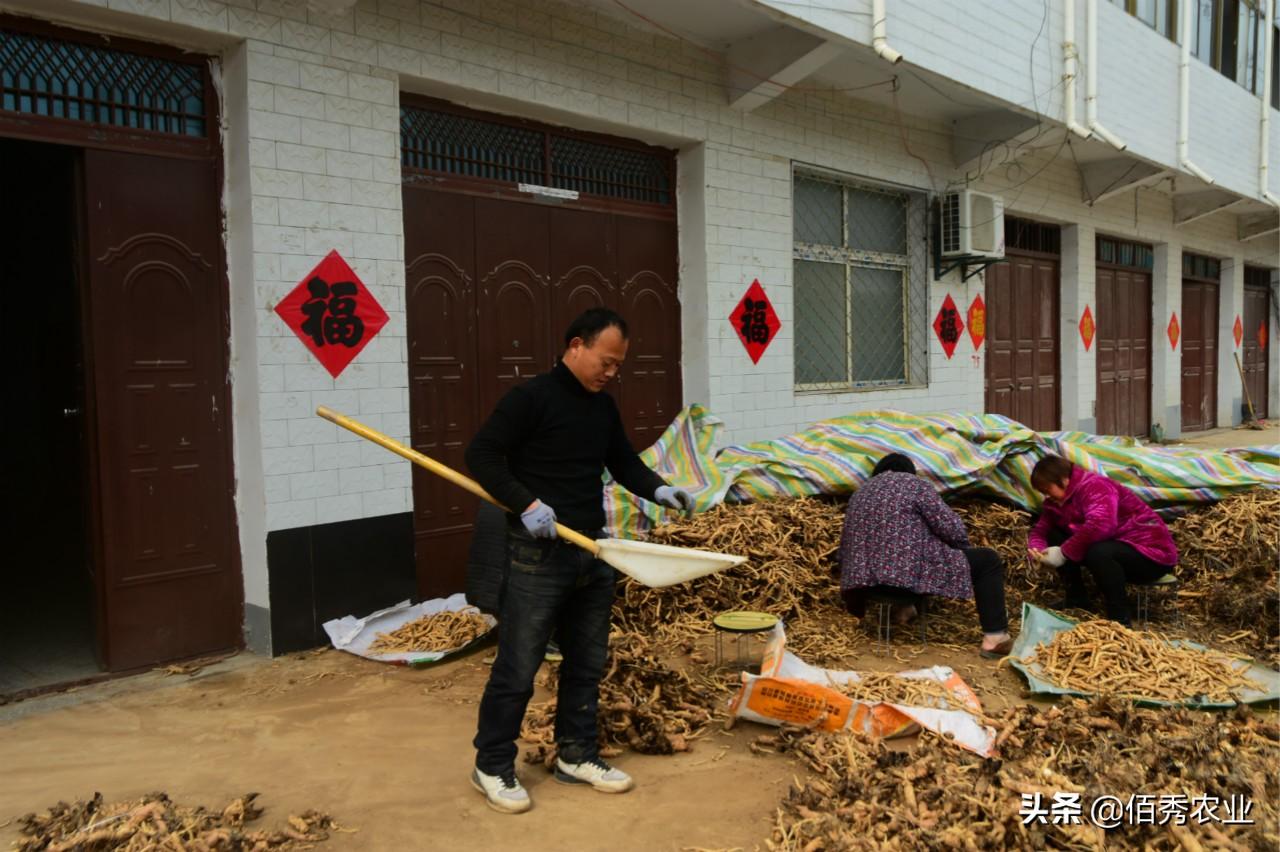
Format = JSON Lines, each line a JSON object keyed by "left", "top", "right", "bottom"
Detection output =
{"left": 473, "top": 527, "right": 615, "bottom": 775}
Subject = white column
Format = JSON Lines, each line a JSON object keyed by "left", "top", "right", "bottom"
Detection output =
{"left": 222, "top": 43, "right": 271, "bottom": 654}
{"left": 1150, "top": 242, "right": 1182, "bottom": 438}
{"left": 1218, "top": 257, "right": 1246, "bottom": 427}
{"left": 678, "top": 144, "right": 711, "bottom": 410}
{"left": 1060, "top": 224, "right": 1097, "bottom": 432}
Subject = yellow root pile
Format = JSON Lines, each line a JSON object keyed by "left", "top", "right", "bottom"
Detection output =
{"left": 1023, "top": 619, "right": 1264, "bottom": 702}
{"left": 367, "top": 609, "right": 491, "bottom": 654}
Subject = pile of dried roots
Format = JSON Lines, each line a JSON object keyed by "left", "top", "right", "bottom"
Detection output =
{"left": 1023, "top": 619, "right": 1263, "bottom": 702}
{"left": 1170, "top": 489, "right": 1280, "bottom": 652}
{"left": 758, "top": 697, "right": 1279, "bottom": 851}
{"left": 367, "top": 609, "right": 490, "bottom": 654}
{"left": 520, "top": 631, "right": 719, "bottom": 766}
{"left": 14, "top": 792, "right": 336, "bottom": 852}
{"left": 616, "top": 498, "right": 846, "bottom": 642}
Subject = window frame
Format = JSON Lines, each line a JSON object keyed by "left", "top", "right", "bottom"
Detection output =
{"left": 792, "top": 170, "right": 923, "bottom": 393}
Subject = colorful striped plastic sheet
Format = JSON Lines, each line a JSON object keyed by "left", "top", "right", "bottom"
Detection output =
{"left": 604, "top": 407, "right": 1280, "bottom": 538}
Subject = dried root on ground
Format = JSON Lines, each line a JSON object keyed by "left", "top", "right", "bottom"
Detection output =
{"left": 757, "top": 697, "right": 1279, "bottom": 851}
{"left": 14, "top": 792, "right": 337, "bottom": 852}
{"left": 832, "top": 673, "right": 972, "bottom": 712}
{"left": 1171, "top": 489, "right": 1280, "bottom": 655}
{"left": 521, "top": 631, "right": 720, "bottom": 766}
{"left": 618, "top": 498, "right": 845, "bottom": 643}
{"left": 1023, "top": 619, "right": 1264, "bottom": 702}
{"left": 367, "top": 609, "right": 490, "bottom": 654}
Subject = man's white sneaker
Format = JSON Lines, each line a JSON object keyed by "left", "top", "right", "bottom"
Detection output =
{"left": 471, "top": 767, "right": 532, "bottom": 814}
{"left": 553, "top": 757, "right": 635, "bottom": 793}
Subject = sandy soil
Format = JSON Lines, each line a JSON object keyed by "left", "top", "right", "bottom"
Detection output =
{"left": 0, "top": 633, "right": 1031, "bottom": 852}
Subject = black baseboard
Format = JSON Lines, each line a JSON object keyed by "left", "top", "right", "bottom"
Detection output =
{"left": 266, "top": 512, "right": 417, "bottom": 655}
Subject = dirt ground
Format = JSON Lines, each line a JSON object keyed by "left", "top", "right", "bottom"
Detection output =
{"left": 0, "top": 632, "right": 1032, "bottom": 852}
{"left": 1165, "top": 422, "right": 1280, "bottom": 449}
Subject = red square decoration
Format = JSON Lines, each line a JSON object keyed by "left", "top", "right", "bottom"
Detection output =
{"left": 275, "top": 250, "right": 388, "bottom": 378}
{"left": 730, "top": 279, "right": 780, "bottom": 365}
{"left": 1233, "top": 315, "right": 1244, "bottom": 348}
{"left": 1167, "top": 312, "right": 1180, "bottom": 351}
{"left": 933, "top": 293, "right": 964, "bottom": 359}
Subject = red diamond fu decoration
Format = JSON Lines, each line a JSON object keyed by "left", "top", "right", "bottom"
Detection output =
{"left": 1233, "top": 315, "right": 1243, "bottom": 348}
{"left": 1079, "top": 305, "right": 1095, "bottom": 352}
{"left": 1260, "top": 321, "right": 1269, "bottom": 350}
{"left": 933, "top": 293, "right": 964, "bottom": 359}
{"left": 1167, "top": 312, "right": 1180, "bottom": 351}
{"left": 967, "top": 294, "right": 987, "bottom": 350}
{"left": 275, "top": 250, "right": 388, "bottom": 378}
{"left": 730, "top": 279, "right": 780, "bottom": 365}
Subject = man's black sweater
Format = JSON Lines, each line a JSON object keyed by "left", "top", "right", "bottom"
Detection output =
{"left": 465, "top": 361, "right": 666, "bottom": 533}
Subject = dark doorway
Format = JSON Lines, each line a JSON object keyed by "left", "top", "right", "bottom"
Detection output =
{"left": 0, "top": 138, "right": 98, "bottom": 694}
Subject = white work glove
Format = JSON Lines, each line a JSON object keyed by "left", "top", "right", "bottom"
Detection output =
{"left": 654, "top": 485, "right": 695, "bottom": 516}
{"left": 520, "top": 500, "right": 558, "bottom": 539}
{"left": 1041, "top": 546, "right": 1066, "bottom": 567}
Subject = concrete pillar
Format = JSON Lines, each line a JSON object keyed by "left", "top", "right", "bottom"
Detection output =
{"left": 1060, "top": 224, "right": 1097, "bottom": 432}
{"left": 677, "top": 143, "right": 710, "bottom": 410}
{"left": 1218, "top": 257, "right": 1245, "bottom": 427}
{"left": 1151, "top": 242, "right": 1182, "bottom": 439}
{"left": 1270, "top": 269, "right": 1280, "bottom": 420}
{"left": 222, "top": 41, "right": 271, "bottom": 656}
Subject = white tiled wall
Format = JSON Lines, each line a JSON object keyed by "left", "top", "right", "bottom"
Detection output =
{"left": 21, "top": 0, "right": 1278, "bottom": 538}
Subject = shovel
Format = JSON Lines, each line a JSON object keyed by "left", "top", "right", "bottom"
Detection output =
{"left": 315, "top": 407, "right": 747, "bottom": 588}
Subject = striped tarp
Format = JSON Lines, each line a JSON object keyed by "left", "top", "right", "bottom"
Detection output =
{"left": 603, "top": 407, "right": 1280, "bottom": 538}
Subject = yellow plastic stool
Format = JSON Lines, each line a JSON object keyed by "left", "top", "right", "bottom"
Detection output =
{"left": 713, "top": 610, "right": 779, "bottom": 668}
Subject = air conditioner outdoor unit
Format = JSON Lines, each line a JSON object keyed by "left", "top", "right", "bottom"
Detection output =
{"left": 940, "top": 190, "right": 1005, "bottom": 259}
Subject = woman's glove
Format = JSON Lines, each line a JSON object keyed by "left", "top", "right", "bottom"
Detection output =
{"left": 654, "top": 485, "right": 695, "bottom": 516}
{"left": 1041, "top": 546, "right": 1066, "bottom": 567}
{"left": 520, "top": 500, "right": 558, "bottom": 539}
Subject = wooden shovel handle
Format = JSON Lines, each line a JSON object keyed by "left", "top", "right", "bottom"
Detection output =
{"left": 315, "top": 406, "right": 601, "bottom": 555}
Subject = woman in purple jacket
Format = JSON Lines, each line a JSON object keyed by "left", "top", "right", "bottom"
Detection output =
{"left": 839, "top": 453, "right": 1013, "bottom": 658}
{"left": 1028, "top": 455, "right": 1178, "bottom": 626}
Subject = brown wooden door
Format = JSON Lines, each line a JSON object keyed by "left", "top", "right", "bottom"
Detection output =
{"left": 1096, "top": 267, "right": 1152, "bottom": 437}
{"left": 985, "top": 251, "right": 1060, "bottom": 431}
{"left": 1243, "top": 272, "right": 1271, "bottom": 418}
{"left": 1180, "top": 280, "right": 1219, "bottom": 432}
{"left": 404, "top": 188, "right": 479, "bottom": 599}
{"left": 84, "top": 149, "right": 238, "bottom": 670}
{"left": 615, "top": 216, "right": 681, "bottom": 450}
{"left": 404, "top": 187, "right": 681, "bottom": 596}
{"left": 476, "top": 199, "right": 553, "bottom": 418}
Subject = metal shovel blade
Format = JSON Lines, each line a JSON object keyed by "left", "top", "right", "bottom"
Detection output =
{"left": 594, "top": 538, "right": 747, "bottom": 588}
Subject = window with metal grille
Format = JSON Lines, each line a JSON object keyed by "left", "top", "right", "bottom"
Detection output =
{"left": 1182, "top": 252, "right": 1222, "bottom": 280}
{"left": 0, "top": 26, "right": 207, "bottom": 137}
{"left": 793, "top": 171, "right": 929, "bottom": 391}
{"left": 1005, "top": 216, "right": 1061, "bottom": 255}
{"left": 1097, "top": 236, "right": 1154, "bottom": 269}
{"left": 400, "top": 103, "right": 672, "bottom": 206}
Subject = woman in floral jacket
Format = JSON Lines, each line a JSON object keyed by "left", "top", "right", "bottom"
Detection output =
{"left": 839, "top": 454, "right": 1013, "bottom": 658}
{"left": 1028, "top": 455, "right": 1178, "bottom": 626}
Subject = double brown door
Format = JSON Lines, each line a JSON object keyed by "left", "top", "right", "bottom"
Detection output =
{"left": 403, "top": 187, "right": 681, "bottom": 598}
{"left": 1180, "top": 279, "right": 1219, "bottom": 432}
{"left": 1095, "top": 266, "right": 1152, "bottom": 437}
{"left": 985, "top": 250, "right": 1060, "bottom": 431}
{"left": 84, "top": 150, "right": 240, "bottom": 670}
{"left": 1243, "top": 270, "right": 1271, "bottom": 418}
